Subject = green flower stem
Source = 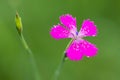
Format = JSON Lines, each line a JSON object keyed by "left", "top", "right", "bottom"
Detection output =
{"left": 15, "top": 12, "right": 41, "bottom": 80}
{"left": 20, "top": 34, "right": 41, "bottom": 80}
{"left": 53, "top": 39, "right": 73, "bottom": 80}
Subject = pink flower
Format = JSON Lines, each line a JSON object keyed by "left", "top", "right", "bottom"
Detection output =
{"left": 50, "top": 14, "right": 98, "bottom": 61}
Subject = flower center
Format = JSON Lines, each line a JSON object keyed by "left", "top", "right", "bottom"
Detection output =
{"left": 73, "top": 31, "right": 83, "bottom": 41}
{"left": 71, "top": 31, "right": 79, "bottom": 40}
{"left": 76, "top": 31, "right": 78, "bottom": 35}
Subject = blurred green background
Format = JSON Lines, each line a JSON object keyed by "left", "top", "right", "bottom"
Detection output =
{"left": 0, "top": 0, "right": 120, "bottom": 80}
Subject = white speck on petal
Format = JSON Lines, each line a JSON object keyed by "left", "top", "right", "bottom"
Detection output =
{"left": 87, "top": 56, "right": 90, "bottom": 58}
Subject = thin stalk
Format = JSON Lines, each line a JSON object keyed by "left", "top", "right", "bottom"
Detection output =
{"left": 20, "top": 34, "right": 41, "bottom": 80}
{"left": 53, "top": 39, "right": 73, "bottom": 80}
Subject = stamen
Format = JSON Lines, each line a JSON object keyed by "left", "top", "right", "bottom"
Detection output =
{"left": 76, "top": 31, "right": 78, "bottom": 35}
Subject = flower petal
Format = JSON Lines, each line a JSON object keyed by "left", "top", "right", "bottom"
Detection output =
{"left": 79, "top": 19, "right": 97, "bottom": 37}
{"left": 80, "top": 40, "right": 98, "bottom": 57}
{"left": 60, "top": 14, "right": 76, "bottom": 30}
{"left": 66, "top": 40, "right": 98, "bottom": 61}
{"left": 66, "top": 40, "right": 83, "bottom": 61}
{"left": 50, "top": 24, "right": 70, "bottom": 39}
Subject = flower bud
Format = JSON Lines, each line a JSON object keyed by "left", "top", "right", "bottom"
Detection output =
{"left": 15, "top": 12, "right": 23, "bottom": 35}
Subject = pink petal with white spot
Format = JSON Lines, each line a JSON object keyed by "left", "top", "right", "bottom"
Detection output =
{"left": 66, "top": 40, "right": 83, "bottom": 61}
{"left": 60, "top": 14, "right": 76, "bottom": 30}
{"left": 79, "top": 19, "right": 97, "bottom": 37}
{"left": 50, "top": 24, "right": 70, "bottom": 39}
{"left": 80, "top": 40, "right": 98, "bottom": 57}
{"left": 66, "top": 40, "right": 98, "bottom": 61}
